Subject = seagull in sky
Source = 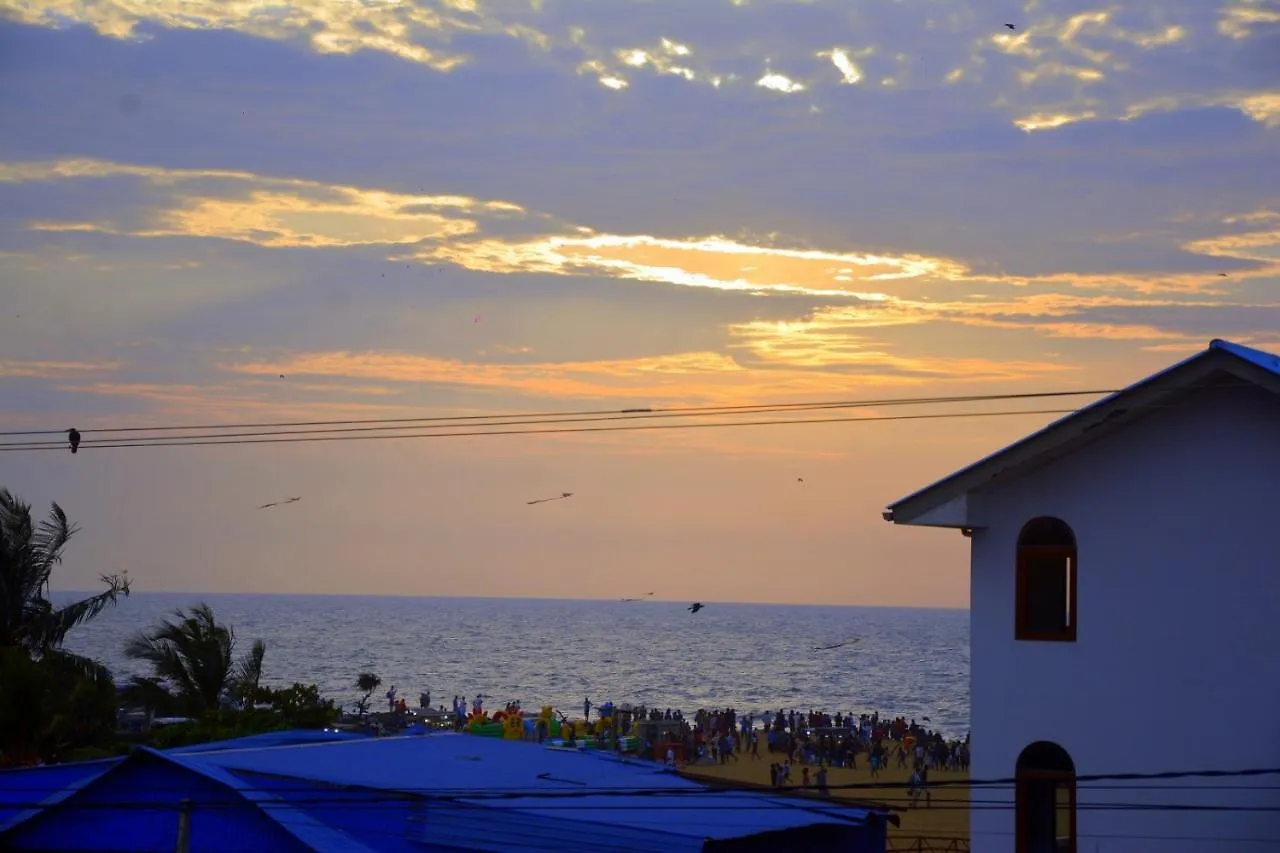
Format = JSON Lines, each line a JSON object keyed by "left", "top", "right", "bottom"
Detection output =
{"left": 527, "top": 492, "right": 573, "bottom": 505}
{"left": 259, "top": 496, "right": 302, "bottom": 509}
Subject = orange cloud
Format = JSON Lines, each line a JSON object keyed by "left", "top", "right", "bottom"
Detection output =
{"left": 6, "top": 158, "right": 530, "bottom": 249}
{"left": 219, "top": 346, "right": 1076, "bottom": 406}
{"left": 0, "top": 359, "right": 122, "bottom": 378}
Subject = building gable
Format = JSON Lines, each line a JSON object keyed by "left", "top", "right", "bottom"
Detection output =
{"left": 883, "top": 339, "right": 1280, "bottom": 529}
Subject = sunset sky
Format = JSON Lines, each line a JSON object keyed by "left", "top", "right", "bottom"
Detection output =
{"left": 2, "top": 0, "right": 1278, "bottom": 607}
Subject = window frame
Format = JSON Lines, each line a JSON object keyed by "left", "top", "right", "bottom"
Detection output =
{"left": 1015, "top": 544, "right": 1077, "bottom": 642}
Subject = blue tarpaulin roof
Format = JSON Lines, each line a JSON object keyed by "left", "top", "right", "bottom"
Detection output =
{"left": 168, "top": 728, "right": 368, "bottom": 754}
{"left": 0, "top": 734, "right": 889, "bottom": 852}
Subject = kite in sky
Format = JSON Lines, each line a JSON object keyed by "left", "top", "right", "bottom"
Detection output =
{"left": 527, "top": 492, "right": 573, "bottom": 505}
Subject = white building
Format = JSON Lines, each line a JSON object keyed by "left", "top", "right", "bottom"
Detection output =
{"left": 882, "top": 339, "right": 1280, "bottom": 853}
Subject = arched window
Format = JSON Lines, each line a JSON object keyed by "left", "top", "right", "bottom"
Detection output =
{"left": 1016, "top": 741, "right": 1077, "bottom": 853}
{"left": 1015, "top": 517, "right": 1077, "bottom": 642}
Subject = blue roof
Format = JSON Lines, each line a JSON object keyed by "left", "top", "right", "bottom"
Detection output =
{"left": 188, "top": 735, "right": 884, "bottom": 845}
{"left": 168, "top": 728, "right": 368, "bottom": 754}
{"left": 0, "top": 735, "right": 888, "bottom": 852}
{"left": 186, "top": 734, "right": 694, "bottom": 793}
{"left": 0, "top": 758, "right": 120, "bottom": 833}
{"left": 1208, "top": 338, "right": 1280, "bottom": 375}
{"left": 886, "top": 338, "right": 1280, "bottom": 522}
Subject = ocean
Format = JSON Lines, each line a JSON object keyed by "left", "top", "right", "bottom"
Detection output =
{"left": 55, "top": 593, "right": 971, "bottom": 737}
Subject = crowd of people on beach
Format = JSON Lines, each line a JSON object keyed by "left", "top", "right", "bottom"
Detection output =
{"left": 636, "top": 706, "right": 970, "bottom": 807}
{"left": 355, "top": 690, "right": 970, "bottom": 808}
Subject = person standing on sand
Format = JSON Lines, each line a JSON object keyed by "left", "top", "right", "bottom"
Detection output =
{"left": 815, "top": 765, "right": 829, "bottom": 796}
{"left": 584, "top": 697, "right": 592, "bottom": 720}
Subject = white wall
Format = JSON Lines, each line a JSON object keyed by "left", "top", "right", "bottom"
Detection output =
{"left": 966, "top": 382, "right": 1280, "bottom": 853}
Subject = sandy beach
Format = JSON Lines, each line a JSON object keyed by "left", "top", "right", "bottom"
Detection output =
{"left": 680, "top": 748, "right": 970, "bottom": 849}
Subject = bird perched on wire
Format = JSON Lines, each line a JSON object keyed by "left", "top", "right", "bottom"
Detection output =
{"left": 67, "top": 428, "right": 81, "bottom": 454}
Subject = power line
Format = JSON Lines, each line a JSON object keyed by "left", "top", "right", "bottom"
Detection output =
{"left": 0, "top": 407, "right": 1080, "bottom": 452}
{"left": 5, "top": 765, "right": 1278, "bottom": 796}
{"left": 0, "top": 388, "right": 1119, "bottom": 438}
{"left": 0, "top": 392, "right": 1102, "bottom": 448}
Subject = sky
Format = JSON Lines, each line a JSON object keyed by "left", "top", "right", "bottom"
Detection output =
{"left": 1, "top": 0, "right": 1278, "bottom": 608}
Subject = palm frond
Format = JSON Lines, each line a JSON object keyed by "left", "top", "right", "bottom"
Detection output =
{"left": 229, "top": 639, "right": 267, "bottom": 702}
{"left": 40, "top": 648, "right": 114, "bottom": 686}
{"left": 34, "top": 573, "right": 130, "bottom": 651}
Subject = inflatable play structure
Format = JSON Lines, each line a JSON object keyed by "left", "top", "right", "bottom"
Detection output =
{"left": 454, "top": 701, "right": 639, "bottom": 751}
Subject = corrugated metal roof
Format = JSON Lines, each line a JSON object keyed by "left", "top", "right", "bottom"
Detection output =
{"left": 884, "top": 338, "right": 1280, "bottom": 526}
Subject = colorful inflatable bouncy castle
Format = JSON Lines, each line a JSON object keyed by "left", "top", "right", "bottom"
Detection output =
{"left": 501, "top": 707, "right": 525, "bottom": 740}
{"left": 466, "top": 710, "right": 491, "bottom": 734}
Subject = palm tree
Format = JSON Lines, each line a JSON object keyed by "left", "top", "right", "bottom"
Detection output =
{"left": 124, "top": 603, "right": 266, "bottom": 715}
{"left": 0, "top": 488, "right": 130, "bottom": 678}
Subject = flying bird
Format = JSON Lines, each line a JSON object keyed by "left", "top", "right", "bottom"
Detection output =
{"left": 259, "top": 496, "right": 301, "bottom": 509}
{"left": 67, "top": 428, "right": 81, "bottom": 454}
{"left": 814, "top": 637, "right": 860, "bottom": 651}
{"left": 527, "top": 492, "right": 573, "bottom": 505}
{"left": 1218, "top": 273, "right": 1228, "bottom": 277}
{"left": 688, "top": 602, "right": 704, "bottom": 613}
{"left": 797, "top": 478, "right": 804, "bottom": 483}
{"left": 1005, "top": 23, "right": 1016, "bottom": 30}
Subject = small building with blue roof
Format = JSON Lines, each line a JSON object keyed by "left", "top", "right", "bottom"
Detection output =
{"left": 0, "top": 731, "right": 893, "bottom": 852}
{"left": 883, "top": 339, "right": 1280, "bottom": 853}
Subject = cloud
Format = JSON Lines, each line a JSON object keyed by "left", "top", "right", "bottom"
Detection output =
{"left": 6, "top": 0, "right": 1277, "bottom": 138}
{"left": 1, "top": 158, "right": 534, "bottom": 248}
{"left": 0, "top": 0, "right": 488, "bottom": 70}
{"left": 0, "top": 358, "right": 122, "bottom": 378}
{"left": 219, "top": 346, "right": 1068, "bottom": 404}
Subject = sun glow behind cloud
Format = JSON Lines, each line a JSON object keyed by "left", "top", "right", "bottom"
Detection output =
{"left": 2, "top": 0, "right": 1279, "bottom": 606}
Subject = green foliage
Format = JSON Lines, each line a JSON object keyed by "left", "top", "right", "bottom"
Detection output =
{"left": 355, "top": 672, "right": 381, "bottom": 715}
{"left": 0, "top": 647, "right": 117, "bottom": 767}
{"left": 262, "top": 683, "right": 340, "bottom": 729}
{"left": 0, "top": 488, "right": 127, "bottom": 767}
{"left": 140, "top": 683, "right": 339, "bottom": 750}
{"left": 124, "top": 603, "right": 267, "bottom": 715}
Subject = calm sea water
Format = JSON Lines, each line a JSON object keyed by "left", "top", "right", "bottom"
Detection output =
{"left": 55, "top": 593, "right": 971, "bottom": 737}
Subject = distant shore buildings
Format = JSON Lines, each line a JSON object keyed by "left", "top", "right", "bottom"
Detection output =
{"left": 884, "top": 339, "right": 1280, "bottom": 853}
